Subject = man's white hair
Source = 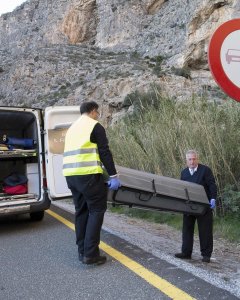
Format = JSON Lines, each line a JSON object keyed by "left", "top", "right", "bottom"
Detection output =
{"left": 186, "top": 149, "right": 199, "bottom": 158}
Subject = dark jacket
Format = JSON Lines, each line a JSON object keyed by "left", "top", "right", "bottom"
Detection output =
{"left": 90, "top": 123, "right": 116, "bottom": 176}
{"left": 181, "top": 164, "right": 217, "bottom": 201}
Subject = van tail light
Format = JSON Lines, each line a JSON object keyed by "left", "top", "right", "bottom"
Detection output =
{"left": 42, "top": 161, "right": 48, "bottom": 188}
{"left": 43, "top": 177, "right": 48, "bottom": 189}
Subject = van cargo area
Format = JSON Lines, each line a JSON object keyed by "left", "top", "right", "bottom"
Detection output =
{"left": 0, "top": 108, "right": 44, "bottom": 217}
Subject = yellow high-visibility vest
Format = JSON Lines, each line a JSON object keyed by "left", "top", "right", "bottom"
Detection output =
{"left": 62, "top": 115, "right": 103, "bottom": 176}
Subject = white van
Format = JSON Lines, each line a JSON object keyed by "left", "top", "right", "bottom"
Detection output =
{"left": 0, "top": 106, "right": 79, "bottom": 221}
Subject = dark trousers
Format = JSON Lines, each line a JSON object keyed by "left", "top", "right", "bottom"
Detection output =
{"left": 66, "top": 174, "right": 107, "bottom": 258}
{"left": 181, "top": 208, "right": 213, "bottom": 257}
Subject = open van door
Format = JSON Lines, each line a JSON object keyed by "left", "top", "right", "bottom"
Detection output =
{"left": 44, "top": 106, "right": 80, "bottom": 200}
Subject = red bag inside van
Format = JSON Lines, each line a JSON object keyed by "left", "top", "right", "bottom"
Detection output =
{"left": 3, "top": 184, "right": 28, "bottom": 195}
{"left": 3, "top": 173, "right": 28, "bottom": 195}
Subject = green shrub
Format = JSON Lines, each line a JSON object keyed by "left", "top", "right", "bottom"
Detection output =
{"left": 150, "top": 55, "right": 164, "bottom": 64}
{"left": 171, "top": 66, "right": 191, "bottom": 79}
{"left": 122, "top": 87, "right": 160, "bottom": 115}
{"left": 152, "top": 64, "right": 163, "bottom": 77}
{"left": 150, "top": 56, "right": 164, "bottom": 77}
{"left": 221, "top": 184, "right": 240, "bottom": 215}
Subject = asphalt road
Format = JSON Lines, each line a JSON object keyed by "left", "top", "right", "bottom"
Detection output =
{"left": 0, "top": 206, "right": 238, "bottom": 300}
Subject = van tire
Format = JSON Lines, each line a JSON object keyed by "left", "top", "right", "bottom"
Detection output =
{"left": 30, "top": 211, "right": 44, "bottom": 221}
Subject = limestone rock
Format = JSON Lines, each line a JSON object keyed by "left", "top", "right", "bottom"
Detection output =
{"left": 0, "top": 0, "right": 238, "bottom": 124}
{"left": 184, "top": 0, "right": 238, "bottom": 69}
{"left": 61, "top": 0, "right": 97, "bottom": 44}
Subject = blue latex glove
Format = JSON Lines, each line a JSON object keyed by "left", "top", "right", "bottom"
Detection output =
{"left": 210, "top": 199, "right": 216, "bottom": 209}
{"left": 107, "top": 177, "right": 121, "bottom": 190}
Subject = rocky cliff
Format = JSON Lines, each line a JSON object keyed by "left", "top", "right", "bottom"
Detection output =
{"left": 0, "top": 0, "right": 239, "bottom": 123}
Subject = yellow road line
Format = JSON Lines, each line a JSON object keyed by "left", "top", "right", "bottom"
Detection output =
{"left": 47, "top": 209, "right": 75, "bottom": 230}
{"left": 46, "top": 209, "right": 196, "bottom": 300}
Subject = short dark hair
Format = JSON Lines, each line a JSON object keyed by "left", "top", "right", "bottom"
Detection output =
{"left": 80, "top": 101, "right": 99, "bottom": 114}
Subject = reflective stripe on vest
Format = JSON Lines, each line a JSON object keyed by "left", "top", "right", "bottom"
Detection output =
{"left": 63, "top": 161, "right": 102, "bottom": 169}
{"left": 63, "top": 148, "right": 99, "bottom": 157}
{"left": 62, "top": 115, "right": 103, "bottom": 176}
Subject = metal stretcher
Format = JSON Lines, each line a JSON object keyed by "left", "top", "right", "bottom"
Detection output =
{"left": 107, "top": 166, "right": 210, "bottom": 215}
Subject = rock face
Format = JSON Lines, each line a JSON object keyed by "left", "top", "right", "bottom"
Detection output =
{"left": 62, "top": 0, "right": 97, "bottom": 44}
{"left": 0, "top": 0, "right": 239, "bottom": 123}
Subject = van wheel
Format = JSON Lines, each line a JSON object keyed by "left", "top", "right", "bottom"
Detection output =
{"left": 30, "top": 211, "right": 44, "bottom": 221}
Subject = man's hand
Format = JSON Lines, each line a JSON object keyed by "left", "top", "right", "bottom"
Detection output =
{"left": 210, "top": 199, "right": 216, "bottom": 209}
{"left": 108, "top": 178, "right": 121, "bottom": 190}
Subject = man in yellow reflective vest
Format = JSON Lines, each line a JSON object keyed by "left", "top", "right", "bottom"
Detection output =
{"left": 63, "top": 101, "right": 121, "bottom": 265}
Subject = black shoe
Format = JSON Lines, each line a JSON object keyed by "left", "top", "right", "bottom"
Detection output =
{"left": 202, "top": 256, "right": 210, "bottom": 263}
{"left": 175, "top": 253, "right": 191, "bottom": 259}
{"left": 82, "top": 255, "right": 107, "bottom": 265}
{"left": 78, "top": 253, "right": 83, "bottom": 262}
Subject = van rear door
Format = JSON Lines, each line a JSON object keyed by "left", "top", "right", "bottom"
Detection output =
{"left": 44, "top": 106, "right": 80, "bottom": 200}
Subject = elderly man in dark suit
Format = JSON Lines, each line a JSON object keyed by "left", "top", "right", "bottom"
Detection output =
{"left": 175, "top": 150, "right": 217, "bottom": 263}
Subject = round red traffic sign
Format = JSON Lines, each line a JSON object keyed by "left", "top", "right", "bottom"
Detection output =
{"left": 208, "top": 19, "right": 240, "bottom": 102}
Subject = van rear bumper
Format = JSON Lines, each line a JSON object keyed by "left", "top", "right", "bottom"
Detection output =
{"left": 0, "top": 191, "right": 51, "bottom": 216}
{"left": 29, "top": 190, "right": 51, "bottom": 213}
